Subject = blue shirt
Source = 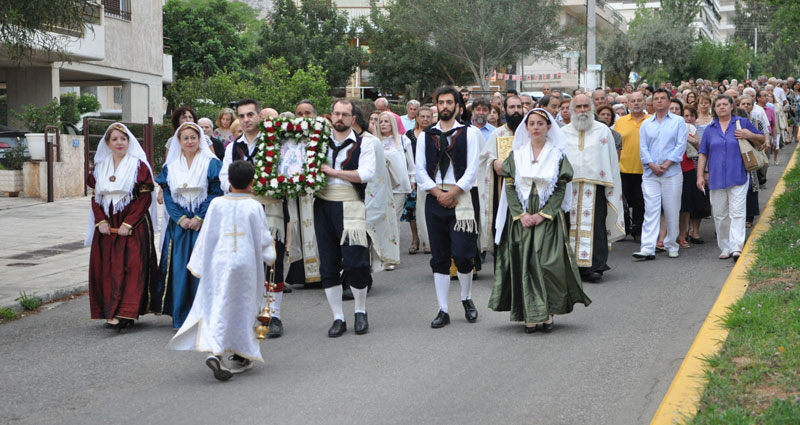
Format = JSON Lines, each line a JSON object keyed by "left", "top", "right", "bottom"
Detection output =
{"left": 401, "top": 115, "right": 415, "bottom": 134}
{"left": 639, "top": 112, "right": 687, "bottom": 178}
{"left": 472, "top": 122, "right": 496, "bottom": 144}
{"left": 699, "top": 116, "right": 762, "bottom": 190}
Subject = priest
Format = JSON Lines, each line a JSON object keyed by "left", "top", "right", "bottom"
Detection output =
{"left": 561, "top": 94, "right": 625, "bottom": 282}
{"left": 477, "top": 95, "right": 526, "bottom": 253}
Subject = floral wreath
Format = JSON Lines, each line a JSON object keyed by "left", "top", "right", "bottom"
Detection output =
{"left": 253, "top": 116, "right": 331, "bottom": 198}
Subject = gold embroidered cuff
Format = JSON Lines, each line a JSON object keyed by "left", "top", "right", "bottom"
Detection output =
{"left": 177, "top": 215, "right": 188, "bottom": 225}
{"left": 139, "top": 187, "right": 152, "bottom": 193}
{"left": 512, "top": 213, "right": 526, "bottom": 221}
{"left": 121, "top": 223, "right": 133, "bottom": 229}
{"left": 195, "top": 216, "right": 203, "bottom": 222}
{"left": 539, "top": 212, "right": 553, "bottom": 221}
{"left": 504, "top": 177, "right": 515, "bottom": 185}
{"left": 95, "top": 220, "right": 108, "bottom": 228}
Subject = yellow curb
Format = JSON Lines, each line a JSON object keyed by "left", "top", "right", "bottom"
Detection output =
{"left": 651, "top": 145, "right": 799, "bottom": 425}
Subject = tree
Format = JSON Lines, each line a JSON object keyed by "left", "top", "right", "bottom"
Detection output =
{"left": 383, "top": 0, "right": 564, "bottom": 90}
{"left": 681, "top": 39, "right": 754, "bottom": 82}
{"left": 355, "top": 6, "right": 472, "bottom": 99}
{"left": 257, "top": 0, "right": 363, "bottom": 89}
{"left": 0, "top": 0, "right": 95, "bottom": 62}
{"left": 627, "top": 0, "right": 700, "bottom": 82}
{"left": 599, "top": 28, "right": 634, "bottom": 89}
{"left": 165, "top": 58, "right": 331, "bottom": 119}
{"left": 163, "top": 0, "right": 256, "bottom": 79}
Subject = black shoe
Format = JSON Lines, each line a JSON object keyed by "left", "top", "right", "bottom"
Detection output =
{"left": 462, "top": 299, "right": 478, "bottom": 322}
{"left": 430, "top": 310, "right": 450, "bottom": 328}
{"left": 267, "top": 317, "right": 283, "bottom": 338}
{"left": 328, "top": 319, "right": 346, "bottom": 337}
{"left": 342, "top": 287, "right": 354, "bottom": 301}
{"left": 583, "top": 272, "right": 602, "bottom": 283}
{"left": 540, "top": 321, "right": 554, "bottom": 333}
{"left": 283, "top": 285, "right": 293, "bottom": 294}
{"left": 354, "top": 312, "right": 369, "bottom": 335}
{"left": 632, "top": 251, "right": 655, "bottom": 260}
{"left": 524, "top": 325, "right": 537, "bottom": 334}
{"left": 110, "top": 318, "right": 134, "bottom": 333}
{"left": 687, "top": 236, "right": 704, "bottom": 244}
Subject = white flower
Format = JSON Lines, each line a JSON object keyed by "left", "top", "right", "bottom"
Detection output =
{"left": 266, "top": 156, "right": 273, "bottom": 163}
{"left": 264, "top": 120, "right": 272, "bottom": 128}
{"left": 270, "top": 179, "right": 278, "bottom": 188}
{"left": 300, "top": 120, "right": 309, "bottom": 131}
{"left": 282, "top": 122, "right": 289, "bottom": 131}
{"left": 306, "top": 175, "right": 315, "bottom": 183}
{"left": 257, "top": 160, "right": 263, "bottom": 167}
{"left": 314, "top": 122, "right": 322, "bottom": 130}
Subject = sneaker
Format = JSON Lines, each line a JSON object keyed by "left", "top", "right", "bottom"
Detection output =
{"left": 228, "top": 354, "right": 253, "bottom": 374}
{"left": 668, "top": 250, "right": 679, "bottom": 258}
{"left": 774, "top": 160, "right": 780, "bottom": 166}
{"left": 719, "top": 250, "right": 731, "bottom": 260}
{"left": 206, "top": 355, "right": 232, "bottom": 381}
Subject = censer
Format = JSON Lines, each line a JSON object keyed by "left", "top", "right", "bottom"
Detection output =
{"left": 255, "top": 268, "right": 276, "bottom": 340}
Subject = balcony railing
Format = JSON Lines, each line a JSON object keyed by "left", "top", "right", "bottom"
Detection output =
{"left": 103, "top": 0, "right": 131, "bottom": 21}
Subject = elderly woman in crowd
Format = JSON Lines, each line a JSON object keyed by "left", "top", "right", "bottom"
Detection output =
{"left": 488, "top": 109, "right": 591, "bottom": 333}
{"left": 86, "top": 123, "right": 159, "bottom": 331}
{"left": 738, "top": 95, "right": 768, "bottom": 227}
{"left": 697, "top": 95, "right": 765, "bottom": 261}
{"left": 152, "top": 122, "right": 223, "bottom": 328}
{"left": 402, "top": 105, "right": 432, "bottom": 254}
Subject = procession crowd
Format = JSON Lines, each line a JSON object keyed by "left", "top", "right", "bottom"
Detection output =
{"left": 83, "top": 74, "right": 794, "bottom": 380}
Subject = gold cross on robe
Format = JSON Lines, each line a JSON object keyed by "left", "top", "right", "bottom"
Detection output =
{"left": 224, "top": 223, "right": 246, "bottom": 252}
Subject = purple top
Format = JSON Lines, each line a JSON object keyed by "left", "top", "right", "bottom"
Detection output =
{"left": 699, "top": 116, "right": 762, "bottom": 190}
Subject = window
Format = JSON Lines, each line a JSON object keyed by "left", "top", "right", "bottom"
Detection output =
{"left": 103, "top": 0, "right": 131, "bottom": 21}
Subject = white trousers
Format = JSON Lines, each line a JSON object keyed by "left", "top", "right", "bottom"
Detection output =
{"left": 393, "top": 193, "right": 406, "bottom": 221}
{"left": 641, "top": 172, "right": 683, "bottom": 254}
{"left": 710, "top": 178, "right": 749, "bottom": 253}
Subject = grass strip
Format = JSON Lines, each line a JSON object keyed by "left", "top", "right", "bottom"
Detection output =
{"left": 688, "top": 157, "right": 800, "bottom": 424}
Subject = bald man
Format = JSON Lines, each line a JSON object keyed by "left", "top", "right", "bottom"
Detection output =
{"left": 259, "top": 108, "right": 279, "bottom": 120}
{"left": 375, "top": 97, "right": 406, "bottom": 133}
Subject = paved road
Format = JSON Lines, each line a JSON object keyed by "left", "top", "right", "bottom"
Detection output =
{"left": 0, "top": 147, "right": 794, "bottom": 425}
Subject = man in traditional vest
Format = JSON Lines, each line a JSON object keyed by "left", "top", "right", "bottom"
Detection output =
{"left": 218, "top": 99, "right": 287, "bottom": 337}
{"left": 316, "top": 99, "right": 376, "bottom": 337}
{"left": 561, "top": 94, "right": 625, "bottom": 282}
{"left": 416, "top": 86, "right": 482, "bottom": 329}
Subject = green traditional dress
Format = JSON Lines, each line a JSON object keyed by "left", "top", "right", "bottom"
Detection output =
{"left": 488, "top": 153, "right": 591, "bottom": 323}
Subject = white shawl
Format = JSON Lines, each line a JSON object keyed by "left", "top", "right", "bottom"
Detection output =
{"left": 163, "top": 122, "right": 215, "bottom": 212}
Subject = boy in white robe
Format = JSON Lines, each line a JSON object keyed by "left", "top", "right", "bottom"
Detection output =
{"left": 169, "top": 160, "right": 276, "bottom": 381}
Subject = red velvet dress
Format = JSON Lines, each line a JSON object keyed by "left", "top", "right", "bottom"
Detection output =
{"left": 88, "top": 162, "right": 159, "bottom": 320}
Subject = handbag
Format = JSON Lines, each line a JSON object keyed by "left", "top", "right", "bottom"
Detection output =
{"left": 736, "top": 120, "right": 767, "bottom": 171}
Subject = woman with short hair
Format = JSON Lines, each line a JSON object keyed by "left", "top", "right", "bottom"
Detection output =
{"left": 213, "top": 108, "right": 236, "bottom": 147}
{"left": 697, "top": 95, "right": 765, "bottom": 261}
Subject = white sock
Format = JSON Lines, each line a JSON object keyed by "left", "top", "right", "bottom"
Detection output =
{"left": 269, "top": 291, "right": 282, "bottom": 319}
{"left": 434, "top": 273, "right": 450, "bottom": 313}
{"left": 457, "top": 272, "right": 473, "bottom": 301}
{"left": 352, "top": 287, "right": 367, "bottom": 314}
{"left": 324, "top": 286, "right": 345, "bottom": 321}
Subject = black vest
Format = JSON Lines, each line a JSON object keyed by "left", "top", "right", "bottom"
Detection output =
{"left": 424, "top": 126, "right": 468, "bottom": 183}
{"left": 330, "top": 135, "right": 367, "bottom": 201}
{"left": 232, "top": 137, "right": 258, "bottom": 163}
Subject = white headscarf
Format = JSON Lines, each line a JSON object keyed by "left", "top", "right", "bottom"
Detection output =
{"left": 84, "top": 123, "right": 158, "bottom": 246}
{"left": 163, "top": 122, "right": 216, "bottom": 212}
{"left": 494, "top": 109, "right": 573, "bottom": 244}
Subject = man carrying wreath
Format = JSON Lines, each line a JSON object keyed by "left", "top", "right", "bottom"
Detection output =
{"left": 316, "top": 99, "right": 376, "bottom": 337}
{"left": 219, "top": 99, "right": 288, "bottom": 338}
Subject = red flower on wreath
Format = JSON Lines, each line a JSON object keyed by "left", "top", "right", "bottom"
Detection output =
{"left": 298, "top": 174, "right": 305, "bottom": 181}
{"left": 259, "top": 177, "right": 266, "bottom": 185}
{"left": 286, "top": 123, "right": 294, "bottom": 131}
{"left": 266, "top": 151, "right": 275, "bottom": 157}
{"left": 269, "top": 135, "right": 276, "bottom": 141}
{"left": 277, "top": 175, "right": 285, "bottom": 183}
{"left": 313, "top": 129, "right": 321, "bottom": 134}
{"left": 307, "top": 181, "right": 315, "bottom": 186}
{"left": 266, "top": 126, "right": 275, "bottom": 132}
{"left": 309, "top": 146, "right": 316, "bottom": 152}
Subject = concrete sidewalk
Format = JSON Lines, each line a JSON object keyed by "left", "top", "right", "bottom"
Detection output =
{"left": 0, "top": 196, "right": 93, "bottom": 311}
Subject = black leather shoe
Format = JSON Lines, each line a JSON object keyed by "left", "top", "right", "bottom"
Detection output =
{"left": 342, "top": 287, "right": 354, "bottom": 300}
{"left": 540, "top": 321, "right": 554, "bottom": 333}
{"left": 430, "top": 310, "right": 450, "bottom": 328}
{"left": 328, "top": 319, "right": 346, "bottom": 337}
{"left": 462, "top": 299, "right": 478, "bottom": 322}
{"left": 524, "top": 325, "right": 537, "bottom": 334}
{"left": 268, "top": 317, "right": 283, "bottom": 338}
{"left": 354, "top": 312, "right": 369, "bottom": 335}
{"left": 583, "top": 272, "right": 602, "bottom": 283}
{"left": 632, "top": 251, "right": 655, "bottom": 260}
{"left": 283, "top": 285, "right": 293, "bottom": 294}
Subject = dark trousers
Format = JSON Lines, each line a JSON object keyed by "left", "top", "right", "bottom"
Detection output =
{"left": 425, "top": 193, "right": 478, "bottom": 275}
{"left": 265, "top": 200, "right": 289, "bottom": 291}
{"left": 621, "top": 172, "right": 645, "bottom": 236}
{"left": 313, "top": 198, "right": 371, "bottom": 289}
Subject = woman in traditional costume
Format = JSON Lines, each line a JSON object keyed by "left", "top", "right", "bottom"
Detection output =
{"left": 86, "top": 123, "right": 159, "bottom": 331}
{"left": 152, "top": 122, "right": 223, "bottom": 328}
{"left": 488, "top": 109, "right": 591, "bottom": 333}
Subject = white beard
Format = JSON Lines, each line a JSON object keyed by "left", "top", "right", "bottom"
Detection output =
{"left": 572, "top": 112, "right": 594, "bottom": 131}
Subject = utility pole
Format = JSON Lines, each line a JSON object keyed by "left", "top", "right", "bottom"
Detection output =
{"left": 586, "top": 0, "right": 598, "bottom": 90}
{"left": 754, "top": 27, "right": 758, "bottom": 56}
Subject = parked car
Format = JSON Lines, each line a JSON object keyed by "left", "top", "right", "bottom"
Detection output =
{"left": 0, "top": 126, "right": 28, "bottom": 168}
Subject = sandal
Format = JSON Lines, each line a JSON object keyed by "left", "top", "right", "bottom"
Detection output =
{"left": 678, "top": 239, "right": 690, "bottom": 249}
{"left": 656, "top": 241, "right": 666, "bottom": 251}
{"left": 408, "top": 243, "right": 419, "bottom": 255}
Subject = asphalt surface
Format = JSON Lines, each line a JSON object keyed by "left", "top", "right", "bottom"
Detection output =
{"left": 1, "top": 147, "right": 793, "bottom": 425}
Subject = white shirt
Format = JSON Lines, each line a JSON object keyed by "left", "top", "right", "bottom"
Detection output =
{"left": 219, "top": 132, "right": 260, "bottom": 193}
{"left": 751, "top": 104, "right": 771, "bottom": 138}
{"left": 773, "top": 86, "right": 788, "bottom": 106}
{"left": 415, "top": 121, "right": 481, "bottom": 193}
{"left": 327, "top": 129, "right": 376, "bottom": 186}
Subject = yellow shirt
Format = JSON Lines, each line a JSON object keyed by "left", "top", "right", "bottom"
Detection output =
{"left": 614, "top": 113, "right": 650, "bottom": 174}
